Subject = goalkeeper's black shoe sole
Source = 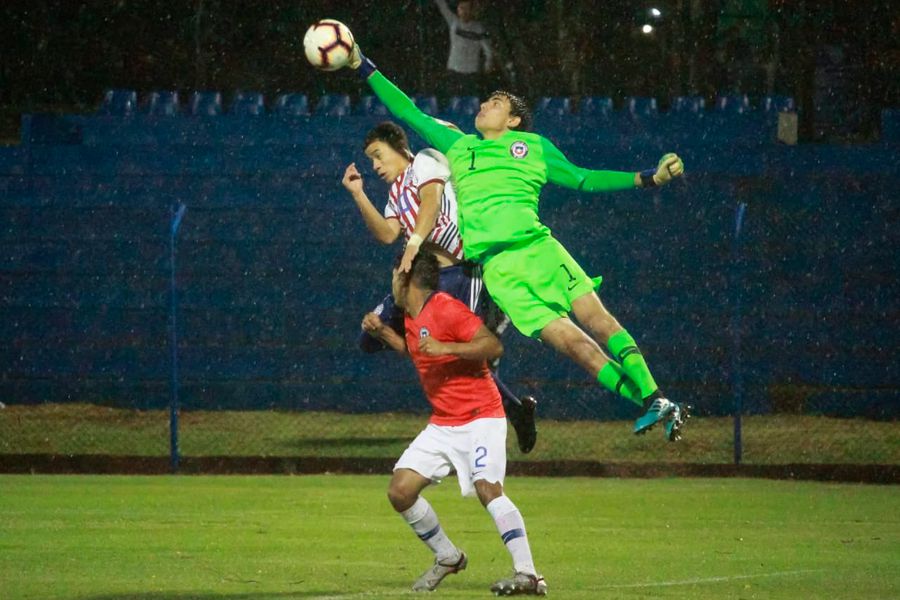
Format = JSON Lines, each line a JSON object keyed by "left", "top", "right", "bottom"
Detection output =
{"left": 514, "top": 396, "right": 538, "bottom": 454}
{"left": 505, "top": 395, "right": 538, "bottom": 454}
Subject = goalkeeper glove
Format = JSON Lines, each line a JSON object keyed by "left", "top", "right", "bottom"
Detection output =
{"left": 348, "top": 43, "right": 377, "bottom": 78}
{"left": 640, "top": 153, "right": 684, "bottom": 187}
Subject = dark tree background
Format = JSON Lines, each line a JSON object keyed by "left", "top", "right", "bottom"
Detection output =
{"left": 0, "top": 0, "right": 896, "bottom": 140}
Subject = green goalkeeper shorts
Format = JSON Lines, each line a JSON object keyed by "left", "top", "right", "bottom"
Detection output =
{"left": 482, "top": 235, "right": 601, "bottom": 338}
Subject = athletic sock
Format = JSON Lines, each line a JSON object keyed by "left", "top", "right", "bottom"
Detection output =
{"left": 596, "top": 361, "right": 643, "bottom": 407}
{"left": 607, "top": 330, "right": 659, "bottom": 400}
{"left": 486, "top": 496, "right": 536, "bottom": 576}
{"left": 401, "top": 497, "right": 460, "bottom": 563}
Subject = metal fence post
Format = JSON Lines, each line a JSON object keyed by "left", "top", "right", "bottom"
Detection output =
{"left": 732, "top": 202, "right": 747, "bottom": 465}
{"left": 169, "top": 203, "right": 187, "bottom": 473}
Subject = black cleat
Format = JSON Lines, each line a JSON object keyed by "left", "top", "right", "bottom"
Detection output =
{"left": 509, "top": 396, "right": 538, "bottom": 454}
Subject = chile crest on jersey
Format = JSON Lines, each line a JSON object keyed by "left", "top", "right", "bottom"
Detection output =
{"left": 510, "top": 140, "right": 529, "bottom": 159}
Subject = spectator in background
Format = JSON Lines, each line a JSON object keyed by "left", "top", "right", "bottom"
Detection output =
{"left": 434, "top": 0, "right": 494, "bottom": 98}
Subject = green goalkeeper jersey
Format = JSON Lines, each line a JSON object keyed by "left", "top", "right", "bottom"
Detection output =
{"left": 368, "top": 71, "right": 637, "bottom": 262}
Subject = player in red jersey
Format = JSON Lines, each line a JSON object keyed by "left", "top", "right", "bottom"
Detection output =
{"left": 344, "top": 122, "right": 538, "bottom": 454}
{"left": 362, "top": 251, "right": 547, "bottom": 596}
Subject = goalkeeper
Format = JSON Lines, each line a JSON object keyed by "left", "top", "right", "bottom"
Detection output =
{"left": 345, "top": 46, "right": 688, "bottom": 441}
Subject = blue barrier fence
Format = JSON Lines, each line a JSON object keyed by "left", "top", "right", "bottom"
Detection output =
{"left": 1, "top": 109, "right": 898, "bottom": 451}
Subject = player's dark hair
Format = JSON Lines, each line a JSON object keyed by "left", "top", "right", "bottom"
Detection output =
{"left": 364, "top": 122, "right": 411, "bottom": 157}
{"left": 488, "top": 90, "right": 532, "bottom": 131}
{"left": 407, "top": 251, "right": 440, "bottom": 291}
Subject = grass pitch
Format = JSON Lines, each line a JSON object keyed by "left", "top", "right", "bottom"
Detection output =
{"left": 2, "top": 475, "right": 898, "bottom": 599}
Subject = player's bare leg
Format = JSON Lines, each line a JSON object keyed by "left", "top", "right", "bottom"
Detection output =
{"left": 387, "top": 468, "right": 431, "bottom": 512}
{"left": 539, "top": 317, "right": 641, "bottom": 404}
{"left": 474, "top": 480, "right": 547, "bottom": 596}
{"left": 572, "top": 292, "right": 664, "bottom": 400}
{"left": 388, "top": 469, "right": 467, "bottom": 591}
{"left": 571, "top": 292, "right": 689, "bottom": 440}
{"left": 539, "top": 317, "right": 608, "bottom": 375}
{"left": 569, "top": 291, "right": 624, "bottom": 344}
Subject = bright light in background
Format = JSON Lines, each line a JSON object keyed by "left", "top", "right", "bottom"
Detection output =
{"left": 650, "top": 8, "right": 662, "bottom": 17}
{"left": 641, "top": 24, "right": 654, "bottom": 34}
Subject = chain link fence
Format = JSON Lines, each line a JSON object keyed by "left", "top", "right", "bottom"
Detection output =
{"left": 2, "top": 402, "right": 898, "bottom": 467}
{"left": 1, "top": 106, "right": 898, "bottom": 474}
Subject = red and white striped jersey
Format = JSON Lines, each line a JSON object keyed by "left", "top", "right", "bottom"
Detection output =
{"left": 383, "top": 149, "right": 463, "bottom": 259}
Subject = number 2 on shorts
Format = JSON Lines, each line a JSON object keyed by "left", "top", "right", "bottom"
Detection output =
{"left": 474, "top": 446, "right": 488, "bottom": 468}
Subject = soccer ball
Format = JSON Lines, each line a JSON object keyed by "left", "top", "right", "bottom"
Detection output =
{"left": 303, "top": 19, "right": 355, "bottom": 71}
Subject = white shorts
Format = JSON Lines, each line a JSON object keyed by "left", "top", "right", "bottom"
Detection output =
{"left": 394, "top": 417, "right": 507, "bottom": 497}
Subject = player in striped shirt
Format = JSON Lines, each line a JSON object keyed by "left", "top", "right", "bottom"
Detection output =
{"left": 343, "top": 44, "right": 688, "bottom": 442}
{"left": 362, "top": 251, "right": 547, "bottom": 595}
{"left": 342, "top": 121, "right": 538, "bottom": 454}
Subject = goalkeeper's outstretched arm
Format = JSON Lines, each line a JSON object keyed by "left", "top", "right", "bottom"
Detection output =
{"left": 349, "top": 45, "right": 462, "bottom": 154}
{"left": 541, "top": 137, "right": 685, "bottom": 192}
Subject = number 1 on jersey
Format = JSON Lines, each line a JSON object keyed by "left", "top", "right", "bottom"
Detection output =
{"left": 468, "top": 149, "right": 476, "bottom": 171}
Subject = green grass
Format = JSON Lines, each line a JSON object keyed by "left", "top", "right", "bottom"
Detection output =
{"left": 2, "top": 403, "right": 899, "bottom": 464}
{"left": 1, "top": 475, "right": 898, "bottom": 599}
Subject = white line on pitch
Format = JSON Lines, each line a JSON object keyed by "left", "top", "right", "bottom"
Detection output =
{"left": 596, "top": 568, "right": 822, "bottom": 589}
{"left": 310, "top": 593, "right": 416, "bottom": 600}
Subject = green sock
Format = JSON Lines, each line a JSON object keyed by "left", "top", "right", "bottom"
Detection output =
{"left": 607, "top": 330, "right": 658, "bottom": 401}
{"left": 596, "top": 361, "right": 642, "bottom": 407}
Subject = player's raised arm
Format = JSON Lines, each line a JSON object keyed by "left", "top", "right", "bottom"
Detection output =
{"left": 398, "top": 149, "right": 452, "bottom": 273}
{"left": 348, "top": 45, "right": 462, "bottom": 154}
{"left": 541, "top": 137, "right": 684, "bottom": 192}
{"left": 342, "top": 162, "right": 402, "bottom": 244}
{"left": 398, "top": 180, "right": 442, "bottom": 273}
{"left": 433, "top": 0, "right": 455, "bottom": 25}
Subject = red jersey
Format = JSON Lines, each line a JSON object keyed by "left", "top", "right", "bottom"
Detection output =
{"left": 404, "top": 292, "right": 504, "bottom": 426}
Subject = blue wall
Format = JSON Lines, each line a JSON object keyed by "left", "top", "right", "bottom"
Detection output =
{"left": 1, "top": 110, "right": 897, "bottom": 419}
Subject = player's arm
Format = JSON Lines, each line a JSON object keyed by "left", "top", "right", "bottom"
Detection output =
{"left": 419, "top": 325, "right": 503, "bottom": 362}
{"left": 433, "top": 0, "right": 454, "bottom": 25}
{"left": 399, "top": 180, "right": 443, "bottom": 272}
{"left": 541, "top": 137, "right": 684, "bottom": 191}
{"left": 399, "top": 149, "right": 451, "bottom": 272}
{"left": 342, "top": 163, "right": 402, "bottom": 244}
{"left": 481, "top": 33, "right": 494, "bottom": 72}
{"left": 348, "top": 49, "right": 462, "bottom": 153}
{"left": 362, "top": 312, "right": 407, "bottom": 355}
{"left": 414, "top": 181, "right": 443, "bottom": 241}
